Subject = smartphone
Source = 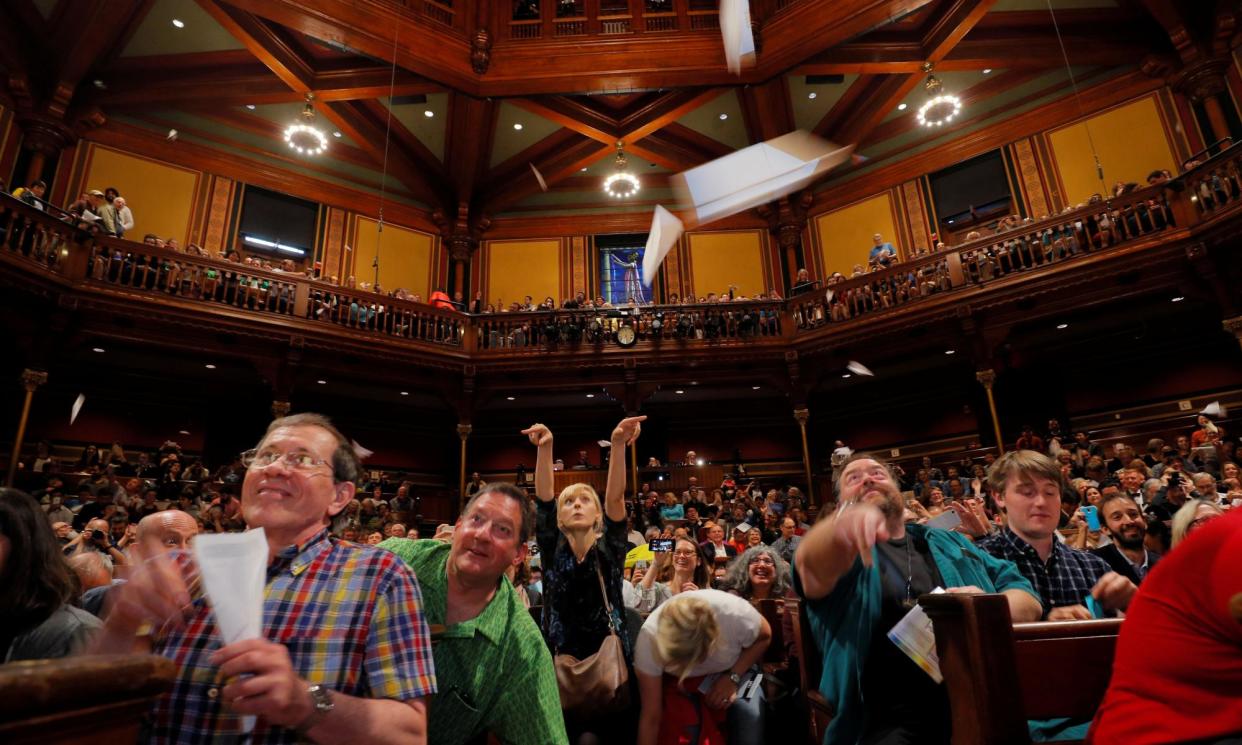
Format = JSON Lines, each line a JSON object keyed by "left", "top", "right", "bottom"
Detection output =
{"left": 649, "top": 538, "right": 675, "bottom": 553}
{"left": 1081, "top": 505, "right": 1101, "bottom": 531}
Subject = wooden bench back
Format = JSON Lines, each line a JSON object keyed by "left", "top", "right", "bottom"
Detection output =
{"left": 921, "top": 593, "right": 1121, "bottom": 745}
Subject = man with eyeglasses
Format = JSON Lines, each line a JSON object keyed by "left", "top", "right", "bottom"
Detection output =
{"left": 90, "top": 413, "right": 436, "bottom": 744}
{"left": 794, "top": 453, "right": 1041, "bottom": 745}
{"left": 378, "top": 481, "right": 567, "bottom": 745}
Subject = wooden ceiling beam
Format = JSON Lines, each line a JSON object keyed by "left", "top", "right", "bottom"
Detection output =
{"left": 738, "top": 77, "right": 796, "bottom": 145}
{"left": 1137, "top": 0, "right": 1200, "bottom": 63}
{"left": 195, "top": 0, "right": 315, "bottom": 93}
{"left": 922, "top": 0, "right": 999, "bottom": 63}
{"left": 480, "top": 136, "right": 613, "bottom": 216}
{"left": 47, "top": 0, "right": 155, "bottom": 117}
{"left": 442, "top": 92, "right": 497, "bottom": 206}
{"left": 510, "top": 97, "right": 618, "bottom": 144}
{"left": 616, "top": 88, "right": 728, "bottom": 143}
{"left": 822, "top": 73, "right": 924, "bottom": 146}
{"left": 320, "top": 100, "right": 449, "bottom": 210}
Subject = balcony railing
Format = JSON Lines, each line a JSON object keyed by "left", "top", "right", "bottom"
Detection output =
{"left": 1, "top": 143, "right": 1238, "bottom": 363}
{"left": 504, "top": 0, "right": 717, "bottom": 40}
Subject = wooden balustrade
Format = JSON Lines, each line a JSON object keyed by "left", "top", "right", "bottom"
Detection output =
{"left": 1185, "top": 143, "right": 1242, "bottom": 218}
{"left": 473, "top": 300, "right": 785, "bottom": 353}
{"left": 0, "top": 195, "right": 89, "bottom": 275}
{"left": 504, "top": 0, "right": 719, "bottom": 39}
{"left": 791, "top": 175, "right": 1182, "bottom": 332}
{"left": 306, "top": 284, "right": 466, "bottom": 346}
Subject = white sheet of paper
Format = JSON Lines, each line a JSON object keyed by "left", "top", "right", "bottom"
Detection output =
{"left": 597, "top": 440, "right": 612, "bottom": 448}
{"left": 719, "top": 0, "right": 755, "bottom": 75}
{"left": 641, "top": 205, "right": 684, "bottom": 286}
{"left": 672, "top": 131, "right": 852, "bottom": 226}
{"left": 70, "top": 393, "right": 86, "bottom": 425}
{"left": 194, "top": 527, "right": 268, "bottom": 734}
{"left": 1202, "top": 400, "right": 1227, "bottom": 418}
{"left": 735, "top": 521, "right": 752, "bottom": 533}
{"left": 529, "top": 162, "right": 549, "bottom": 192}
{"left": 887, "top": 587, "right": 946, "bottom": 683}
{"left": 926, "top": 510, "right": 962, "bottom": 532}
{"left": 847, "top": 360, "right": 875, "bottom": 377}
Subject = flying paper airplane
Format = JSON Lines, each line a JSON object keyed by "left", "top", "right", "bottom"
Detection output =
{"left": 70, "top": 393, "right": 86, "bottom": 425}
{"left": 529, "top": 162, "right": 548, "bottom": 192}
{"left": 1202, "top": 401, "right": 1227, "bottom": 418}
{"left": 719, "top": 0, "right": 755, "bottom": 75}
{"left": 846, "top": 360, "right": 875, "bottom": 377}
{"left": 167, "top": 129, "right": 179, "bottom": 141}
{"left": 351, "top": 440, "right": 374, "bottom": 460}
{"left": 641, "top": 205, "right": 684, "bottom": 286}
{"left": 671, "top": 131, "right": 852, "bottom": 227}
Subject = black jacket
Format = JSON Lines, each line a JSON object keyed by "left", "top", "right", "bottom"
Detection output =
{"left": 1091, "top": 542, "right": 1160, "bottom": 585}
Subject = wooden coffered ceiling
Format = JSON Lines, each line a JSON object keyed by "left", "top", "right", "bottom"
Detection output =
{"left": 0, "top": 0, "right": 1186, "bottom": 227}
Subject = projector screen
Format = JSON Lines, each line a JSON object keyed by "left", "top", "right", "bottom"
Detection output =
{"left": 238, "top": 186, "right": 318, "bottom": 256}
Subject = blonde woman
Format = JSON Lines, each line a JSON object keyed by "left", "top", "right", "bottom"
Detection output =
{"left": 635, "top": 536, "right": 710, "bottom": 612}
{"left": 526, "top": 415, "right": 645, "bottom": 743}
{"left": 1170, "top": 499, "right": 1225, "bottom": 547}
{"left": 635, "top": 590, "right": 771, "bottom": 745}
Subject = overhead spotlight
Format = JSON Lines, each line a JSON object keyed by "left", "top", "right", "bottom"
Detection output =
{"left": 245, "top": 104, "right": 256, "bottom": 110}
{"left": 897, "top": 103, "right": 908, "bottom": 111}
{"left": 944, "top": 349, "right": 956, "bottom": 355}
{"left": 172, "top": 19, "right": 185, "bottom": 28}
{"left": 718, "top": 113, "right": 728, "bottom": 120}
{"left": 424, "top": 110, "right": 434, "bottom": 118}
{"left": 842, "top": 373, "right": 852, "bottom": 378}
{"left": 696, "top": 458, "right": 705, "bottom": 466}
{"left": 982, "top": 68, "right": 992, "bottom": 74}
{"left": 675, "top": 390, "right": 685, "bottom": 394}
{"left": 586, "top": 393, "right": 595, "bottom": 398}
{"left": 317, "top": 379, "right": 327, "bottom": 384}
{"left": 581, "top": 167, "right": 588, "bottom": 172}
{"left": 1171, "top": 296, "right": 1185, "bottom": 302}
{"left": 513, "top": 123, "right": 524, "bottom": 130}
{"left": 333, "top": 131, "right": 342, "bottom": 138}
{"left": 506, "top": 396, "right": 516, "bottom": 401}
{"left": 752, "top": 385, "right": 760, "bottom": 390}
{"left": 204, "top": 364, "right": 216, "bottom": 369}
{"left": 179, "top": 429, "right": 190, "bottom": 435}
{"left": 808, "top": 92, "right": 817, "bottom": 99}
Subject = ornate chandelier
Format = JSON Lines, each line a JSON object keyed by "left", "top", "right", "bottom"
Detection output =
{"left": 284, "top": 93, "right": 329, "bottom": 156}
{"left": 603, "top": 141, "right": 640, "bottom": 198}
{"left": 915, "top": 62, "right": 962, "bottom": 128}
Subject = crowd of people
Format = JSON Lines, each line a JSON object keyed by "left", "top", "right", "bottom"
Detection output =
{"left": 2, "top": 405, "right": 1240, "bottom": 744}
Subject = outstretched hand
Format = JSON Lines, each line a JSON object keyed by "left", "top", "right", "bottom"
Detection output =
{"left": 611, "top": 415, "right": 647, "bottom": 446}
{"left": 521, "top": 423, "right": 553, "bottom": 447}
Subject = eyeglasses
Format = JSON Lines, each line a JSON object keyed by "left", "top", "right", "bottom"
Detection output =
{"left": 672, "top": 549, "right": 698, "bottom": 557}
{"left": 241, "top": 448, "right": 330, "bottom": 471}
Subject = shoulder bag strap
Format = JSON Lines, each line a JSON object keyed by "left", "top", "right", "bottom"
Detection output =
{"left": 594, "top": 555, "right": 620, "bottom": 637}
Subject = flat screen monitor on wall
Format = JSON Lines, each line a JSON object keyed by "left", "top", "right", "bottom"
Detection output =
{"left": 238, "top": 186, "right": 318, "bottom": 258}
{"left": 929, "top": 149, "right": 1012, "bottom": 229}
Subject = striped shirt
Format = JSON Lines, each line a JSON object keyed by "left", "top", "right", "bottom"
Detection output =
{"left": 142, "top": 529, "right": 436, "bottom": 744}
{"left": 975, "top": 526, "right": 1112, "bottom": 616}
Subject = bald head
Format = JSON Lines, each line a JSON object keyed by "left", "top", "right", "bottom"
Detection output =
{"left": 67, "top": 551, "right": 112, "bottom": 591}
{"left": 137, "top": 510, "right": 198, "bottom": 552}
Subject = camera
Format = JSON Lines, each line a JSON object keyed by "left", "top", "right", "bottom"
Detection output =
{"left": 91, "top": 529, "right": 107, "bottom": 542}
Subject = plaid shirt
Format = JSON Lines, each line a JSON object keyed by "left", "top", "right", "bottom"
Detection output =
{"left": 142, "top": 529, "right": 436, "bottom": 744}
{"left": 975, "top": 527, "right": 1112, "bottom": 617}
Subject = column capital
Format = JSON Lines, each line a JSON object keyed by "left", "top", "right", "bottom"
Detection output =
{"left": 793, "top": 407, "right": 810, "bottom": 426}
{"left": 975, "top": 369, "right": 997, "bottom": 388}
{"left": 271, "top": 400, "right": 292, "bottom": 419}
{"left": 20, "top": 369, "right": 48, "bottom": 392}
{"left": 457, "top": 423, "right": 473, "bottom": 439}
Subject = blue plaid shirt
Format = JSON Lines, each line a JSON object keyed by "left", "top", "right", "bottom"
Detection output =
{"left": 975, "top": 527, "right": 1112, "bottom": 617}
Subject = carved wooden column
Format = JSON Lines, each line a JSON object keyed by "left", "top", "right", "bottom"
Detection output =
{"left": 793, "top": 407, "right": 815, "bottom": 507}
{"left": 1175, "top": 59, "right": 1234, "bottom": 144}
{"left": 457, "top": 422, "right": 473, "bottom": 509}
{"left": 975, "top": 370, "right": 1005, "bottom": 454}
{"left": 6, "top": 369, "right": 47, "bottom": 487}
{"left": 762, "top": 190, "right": 814, "bottom": 290}
{"left": 15, "top": 114, "right": 74, "bottom": 185}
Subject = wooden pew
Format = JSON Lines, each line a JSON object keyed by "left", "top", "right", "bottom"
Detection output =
{"left": 921, "top": 593, "right": 1122, "bottom": 745}
{"left": 784, "top": 597, "right": 834, "bottom": 744}
{"left": 0, "top": 654, "right": 177, "bottom": 744}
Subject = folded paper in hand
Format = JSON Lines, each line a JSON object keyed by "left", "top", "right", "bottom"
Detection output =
{"left": 887, "top": 587, "right": 946, "bottom": 683}
{"left": 671, "top": 132, "right": 853, "bottom": 227}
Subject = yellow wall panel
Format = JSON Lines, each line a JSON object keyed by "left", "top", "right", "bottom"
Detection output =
{"left": 687, "top": 230, "right": 765, "bottom": 299}
{"left": 486, "top": 239, "right": 561, "bottom": 307}
{"left": 1048, "top": 96, "right": 1177, "bottom": 206}
{"left": 814, "top": 193, "right": 899, "bottom": 277}
{"left": 83, "top": 146, "right": 199, "bottom": 245}
{"left": 354, "top": 217, "right": 434, "bottom": 298}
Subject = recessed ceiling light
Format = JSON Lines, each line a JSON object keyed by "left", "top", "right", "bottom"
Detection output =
{"left": 982, "top": 68, "right": 992, "bottom": 74}
{"left": 675, "top": 390, "right": 685, "bottom": 394}
{"left": 807, "top": 92, "right": 817, "bottom": 99}
{"left": 1171, "top": 296, "right": 1185, "bottom": 302}
{"left": 92, "top": 347, "right": 105, "bottom": 353}
{"left": 506, "top": 396, "right": 515, "bottom": 401}
{"left": 317, "top": 379, "right": 327, "bottom": 384}
{"left": 752, "top": 385, "right": 760, "bottom": 390}
{"left": 897, "top": 103, "right": 908, "bottom": 111}
{"left": 718, "top": 113, "right": 728, "bottom": 120}
{"left": 178, "top": 429, "right": 190, "bottom": 435}
{"left": 172, "top": 18, "right": 185, "bottom": 28}
{"left": 332, "top": 131, "right": 342, "bottom": 138}
{"left": 400, "top": 391, "right": 409, "bottom": 396}
{"left": 1056, "top": 323, "right": 1068, "bottom": 330}
{"left": 580, "top": 167, "right": 588, "bottom": 172}
{"left": 842, "top": 373, "right": 852, "bottom": 378}
{"left": 245, "top": 104, "right": 256, "bottom": 111}
{"left": 513, "top": 123, "right": 523, "bottom": 130}
{"left": 93, "top": 79, "right": 106, "bottom": 89}
{"left": 945, "top": 349, "right": 956, "bottom": 355}
{"left": 586, "top": 393, "right": 595, "bottom": 398}
{"left": 204, "top": 363, "right": 216, "bottom": 369}
{"left": 424, "top": 110, "right": 434, "bottom": 118}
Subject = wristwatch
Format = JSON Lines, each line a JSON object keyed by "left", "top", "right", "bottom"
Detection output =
{"left": 297, "top": 684, "right": 334, "bottom": 732}
{"left": 728, "top": 672, "right": 743, "bottom": 686}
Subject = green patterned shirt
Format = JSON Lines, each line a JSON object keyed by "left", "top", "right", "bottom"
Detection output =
{"left": 379, "top": 538, "right": 567, "bottom": 745}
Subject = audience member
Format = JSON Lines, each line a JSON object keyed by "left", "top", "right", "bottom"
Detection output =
{"left": 719, "top": 545, "right": 789, "bottom": 601}
{"left": 1091, "top": 493, "right": 1160, "bottom": 584}
{"left": 1169, "top": 498, "right": 1225, "bottom": 546}
{"left": 635, "top": 536, "right": 711, "bottom": 613}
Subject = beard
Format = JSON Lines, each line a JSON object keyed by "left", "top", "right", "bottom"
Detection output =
{"left": 1113, "top": 528, "right": 1146, "bottom": 551}
{"left": 858, "top": 482, "right": 903, "bottom": 519}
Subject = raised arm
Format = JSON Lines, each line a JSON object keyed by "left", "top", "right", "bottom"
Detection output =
{"left": 522, "top": 423, "right": 555, "bottom": 503}
{"left": 605, "top": 416, "right": 646, "bottom": 522}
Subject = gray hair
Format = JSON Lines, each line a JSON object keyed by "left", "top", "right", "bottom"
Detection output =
{"left": 718, "top": 545, "right": 791, "bottom": 598}
{"left": 263, "top": 413, "right": 360, "bottom": 484}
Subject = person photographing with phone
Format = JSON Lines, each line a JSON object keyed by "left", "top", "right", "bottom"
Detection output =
{"left": 635, "top": 536, "right": 712, "bottom": 612}
{"left": 794, "top": 454, "right": 1042, "bottom": 745}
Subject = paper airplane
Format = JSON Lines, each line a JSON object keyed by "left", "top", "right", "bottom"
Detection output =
{"left": 847, "top": 360, "right": 875, "bottom": 377}
{"left": 166, "top": 129, "right": 178, "bottom": 141}
{"left": 671, "top": 131, "right": 852, "bottom": 227}
{"left": 70, "top": 394, "right": 86, "bottom": 425}
{"left": 1201, "top": 401, "right": 1227, "bottom": 418}
{"left": 641, "top": 205, "right": 684, "bottom": 286}
{"left": 597, "top": 440, "right": 612, "bottom": 448}
{"left": 351, "top": 439, "right": 374, "bottom": 460}
{"left": 719, "top": 0, "right": 755, "bottom": 75}
{"left": 529, "top": 162, "right": 548, "bottom": 192}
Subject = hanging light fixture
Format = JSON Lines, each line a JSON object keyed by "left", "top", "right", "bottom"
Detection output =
{"left": 284, "top": 92, "right": 329, "bottom": 156}
{"left": 915, "top": 62, "right": 962, "bottom": 128}
{"left": 602, "top": 140, "right": 640, "bottom": 199}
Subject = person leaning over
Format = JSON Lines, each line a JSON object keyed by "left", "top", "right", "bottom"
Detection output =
{"left": 89, "top": 413, "right": 436, "bottom": 744}
{"left": 379, "top": 481, "right": 567, "bottom": 745}
{"left": 794, "top": 454, "right": 1042, "bottom": 745}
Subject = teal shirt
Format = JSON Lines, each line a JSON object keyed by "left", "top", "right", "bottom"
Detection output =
{"left": 379, "top": 538, "right": 568, "bottom": 745}
{"left": 794, "top": 524, "right": 1040, "bottom": 745}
